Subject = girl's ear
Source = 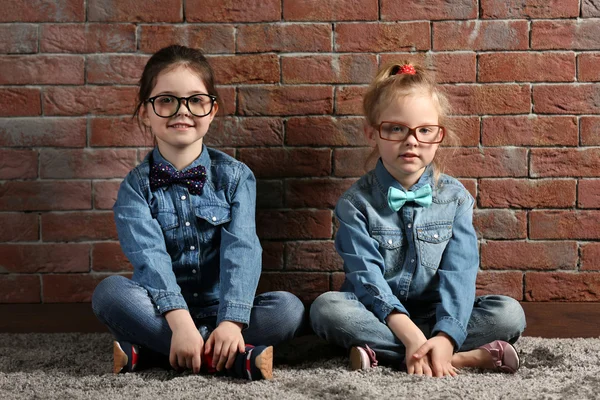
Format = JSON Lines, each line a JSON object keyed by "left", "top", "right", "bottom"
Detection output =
{"left": 209, "top": 101, "right": 219, "bottom": 123}
{"left": 363, "top": 121, "right": 377, "bottom": 146}
{"left": 139, "top": 104, "right": 151, "bottom": 127}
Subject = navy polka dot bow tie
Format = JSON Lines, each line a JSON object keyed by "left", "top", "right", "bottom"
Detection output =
{"left": 149, "top": 162, "right": 207, "bottom": 195}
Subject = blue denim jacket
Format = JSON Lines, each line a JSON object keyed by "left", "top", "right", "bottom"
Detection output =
{"left": 113, "top": 145, "right": 261, "bottom": 326}
{"left": 335, "top": 160, "right": 478, "bottom": 348}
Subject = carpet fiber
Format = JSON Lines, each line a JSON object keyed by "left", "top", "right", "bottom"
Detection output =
{"left": 1, "top": 333, "right": 598, "bottom": 399}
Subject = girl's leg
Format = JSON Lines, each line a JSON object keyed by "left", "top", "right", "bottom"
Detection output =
{"left": 310, "top": 291, "right": 406, "bottom": 366}
{"left": 452, "top": 295, "right": 526, "bottom": 369}
{"left": 242, "top": 291, "right": 306, "bottom": 346}
{"left": 92, "top": 275, "right": 172, "bottom": 356}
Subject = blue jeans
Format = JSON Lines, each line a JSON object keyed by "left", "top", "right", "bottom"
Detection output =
{"left": 310, "top": 291, "right": 526, "bottom": 366}
{"left": 92, "top": 275, "right": 306, "bottom": 355}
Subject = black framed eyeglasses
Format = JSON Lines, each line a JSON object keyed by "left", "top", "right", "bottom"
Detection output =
{"left": 146, "top": 94, "right": 217, "bottom": 118}
{"left": 378, "top": 121, "right": 445, "bottom": 144}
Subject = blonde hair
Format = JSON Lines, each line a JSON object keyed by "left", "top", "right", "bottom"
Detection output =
{"left": 363, "top": 62, "right": 458, "bottom": 185}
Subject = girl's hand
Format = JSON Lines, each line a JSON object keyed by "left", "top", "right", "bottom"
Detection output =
{"left": 204, "top": 321, "right": 245, "bottom": 371}
{"left": 405, "top": 339, "right": 433, "bottom": 376}
{"left": 169, "top": 324, "right": 204, "bottom": 373}
{"left": 412, "top": 333, "right": 458, "bottom": 377}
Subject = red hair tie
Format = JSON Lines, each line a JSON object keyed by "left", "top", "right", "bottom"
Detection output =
{"left": 395, "top": 64, "right": 416, "bottom": 75}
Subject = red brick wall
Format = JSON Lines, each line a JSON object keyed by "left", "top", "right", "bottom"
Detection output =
{"left": 1, "top": 0, "right": 599, "bottom": 304}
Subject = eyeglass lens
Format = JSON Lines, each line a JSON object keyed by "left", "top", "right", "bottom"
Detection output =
{"left": 152, "top": 95, "right": 214, "bottom": 117}
{"left": 380, "top": 122, "right": 443, "bottom": 143}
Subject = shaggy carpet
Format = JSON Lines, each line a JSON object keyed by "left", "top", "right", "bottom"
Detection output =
{"left": 1, "top": 333, "right": 598, "bottom": 399}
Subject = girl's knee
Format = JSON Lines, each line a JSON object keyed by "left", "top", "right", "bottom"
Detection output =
{"left": 310, "top": 291, "right": 355, "bottom": 327}
{"left": 490, "top": 296, "right": 526, "bottom": 336}
{"left": 91, "top": 275, "right": 130, "bottom": 316}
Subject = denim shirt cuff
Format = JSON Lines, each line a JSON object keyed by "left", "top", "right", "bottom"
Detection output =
{"left": 153, "top": 292, "right": 189, "bottom": 315}
{"left": 217, "top": 302, "right": 253, "bottom": 326}
{"left": 372, "top": 297, "right": 408, "bottom": 324}
{"left": 432, "top": 316, "right": 468, "bottom": 350}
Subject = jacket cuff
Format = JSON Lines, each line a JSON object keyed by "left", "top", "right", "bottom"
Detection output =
{"left": 372, "top": 296, "right": 408, "bottom": 324}
{"left": 432, "top": 316, "right": 468, "bottom": 350}
{"left": 217, "top": 302, "right": 253, "bottom": 326}
{"left": 152, "top": 292, "right": 189, "bottom": 315}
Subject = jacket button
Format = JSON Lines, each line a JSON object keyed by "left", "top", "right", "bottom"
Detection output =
{"left": 212, "top": 216, "right": 217, "bottom": 222}
{"left": 185, "top": 221, "right": 190, "bottom": 226}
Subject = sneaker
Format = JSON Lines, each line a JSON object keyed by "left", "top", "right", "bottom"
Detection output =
{"left": 229, "top": 345, "right": 274, "bottom": 381}
{"left": 349, "top": 345, "right": 378, "bottom": 370}
{"left": 478, "top": 340, "right": 520, "bottom": 374}
{"left": 113, "top": 341, "right": 139, "bottom": 374}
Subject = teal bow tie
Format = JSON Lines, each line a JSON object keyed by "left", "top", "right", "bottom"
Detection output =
{"left": 387, "top": 184, "right": 433, "bottom": 211}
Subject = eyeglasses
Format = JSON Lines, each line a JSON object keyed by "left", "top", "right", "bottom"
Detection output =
{"left": 146, "top": 94, "right": 217, "bottom": 118}
{"left": 378, "top": 121, "right": 445, "bottom": 144}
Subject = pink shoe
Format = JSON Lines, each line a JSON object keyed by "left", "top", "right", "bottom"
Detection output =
{"left": 478, "top": 340, "right": 520, "bottom": 374}
{"left": 349, "top": 345, "right": 378, "bottom": 370}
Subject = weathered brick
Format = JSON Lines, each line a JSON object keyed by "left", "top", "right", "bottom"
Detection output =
{"left": 525, "top": 272, "right": 600, "bottom": 301}
{"left": 534, "top": 84, "right": 600, "bottom": 114}
{"left": 86, "top": 54, "right": 147, "bottom": 84}
{"left": 532, "top": 20, "right": 600, "bottom": 50}
{"left": 583, "top": 0, "right": 600, "bottom": 16}
{"left": 441, "top": 148, "right": 527, "bottom": 178}
{"left": 578, "top": 53, "right": 600, "bottom": 82}
{"left": 261, "top": 241, "right": 284, "bottom": 270}
{"left": 256, "top": 180, "right": 283, "bottom": 209}
{"left": 530, "top": 211, "right": 600, "bottom": 240}
{"left": 441, "top": 84, "right": 530, "bottom": 115}
{"left": 382, "top": 0, "right": 476, "bottom": 20}
{"left": 331, "top": 272, "right": 345, "bottom": 291}
{"left": 0, "top": 149, "right": 37, "bottom": 180}
{"left": 0, "top": 181, "right": 91, "bottom": 211}
{"left": 284, "top": 0, "right": 377, "bottom": 21}
{"left": 215, "top": 87, "right": 236, "bottom": 116}
{"left": 0, "top": 118, "right": 86, "bottom": 147}
{"left": 43, "top": 86, "right": 137, "bottom": 116}
{"left": 208, "top": 55, "right": 279, "bottom": 84}
{"left": 482, "top": 116, "right": 577, "bottom": 146}
{"left": 238, "top": 148, "right": 331, "bottom": 178}
{"left": 286, "top": 116, "right": 368, "bottom": 147}
{"left": 285, "top": 241, "right": 343, "bottom": 272}
{"left": 43, "top": 274, "right": 108, "bottom": 303}
{"left": 479, "top": 179, "right": 576, "bottom": 208}
{"left": 481, "top": 0, "right": 579, "bottom": 18}
{"left": 476, "top": 271, "right": 523, "bottom": 299}
{"left": 90, "top": 117, "right": 152, "bottom": 147}
{"left": 481, "top": 241, "right": 578, "bottom": 270}
{"left": 88, "top": 0, "right": 182, "bottom": 22}
{"left": 237, "top": 24, "right": 332, "bottom": 53}
{"left": 257, "top": 210, "right": 332, "bottom": 240}
{"left": 42, "top": 212, "right": 117, "bottom": 242}
{"left": 333, "top": 147, "right": 376, "bottom": 178}
{"left": 92, "top": 242, "right": 132, "bottom": 272}
{"left": 581, "top": 117, "right": 600, "bottom": 145}
{"left": 282, "top": 54, "right": 377, "bottom": 84}
{"left": 1, "top": 0, "right": 84, "bottom": 22}
{"left": 186, "top": 0, "right": 280, "bottom": 22}
{"left": 579, "top": 179, "right": 600, "bottom": 208}
{"left": 334, "top": 86, "right": 368, "bottom": 116}
{"left": 444, "top": 116, "right": 480, "bottom": 147}
{"left": 473, "top": 209, "right": 527, "bottom": 239}
{"left": 434, "top": 21, "right": 529, "bottom": 51}
{"left": 336, "top": 23, "right": 430, "bottom": 52}
{"left": 531, "top": 148, "right": 600, "bottom": 177}
{"left": 0, "top": 55, "right": 84, "bottom": 85}
{"left": 0, "top": 244, "right": 90, "bottom": 274}
{"left": 40, "top": 149, "right": 136, "bottom": 179}
{"left": 0, "top": 24, "right": 37, "bottom": 53}
{"left": 0, "top": 275, "right": 40, "bottom": 303}
{"left": 238, "top": 86, "right": 333, "bottom": 116}
{"left": 380, "top": 52, "right": 477, "bottom": 84}
{"left": 286, "top": 178, "right": 356, "bottom": 208}
{"left": 139, "top": 25, "right": 234, "bottom": 54}
{"left": 257, "top": 272, "right": 329, "bottom": 303}
{"left": 41, "top": 24, "right": 136, "bottom": 53}
{"left": 581, "top": 242, "right": 600, "bottom": 271}
{"left": 206, "top": 118, "right": 283, "bottom": 147}
{"left": 479, "top": 52, "right": 575, "bottom": 82}
{"left": 93, "top": 180, "right": 120, "bottom": 210}
{"left": 0, "top": 88, "right": 41, "bottom": 117}
{"left": 0, "top": 213, "right": 38, "bottom": 242}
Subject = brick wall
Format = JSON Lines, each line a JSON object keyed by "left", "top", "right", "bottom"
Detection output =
{"left": 1, "top": 0, "right": 599, "bottom": 304}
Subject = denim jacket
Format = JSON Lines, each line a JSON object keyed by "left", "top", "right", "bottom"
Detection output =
{"left": 335, "top": 160, "right": 478, "bottom": 348}
{"left": 113, "top": 145, "right": 261, "bottom": 326}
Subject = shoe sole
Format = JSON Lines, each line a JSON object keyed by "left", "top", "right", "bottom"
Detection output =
{"left": 500, "top": 343, "right": 520, "bottom": 374}
{"left": 113, "top": 341, "right": 128, "bottom": 374}
{"left": 349, "top": 347, "right": 368, "bottom": 371}
{"left": 254, "top": 346, "right": 273, "bottom": 380}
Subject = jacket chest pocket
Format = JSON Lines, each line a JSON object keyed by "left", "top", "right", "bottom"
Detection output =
{"left": 155, "top": 211, "right": 180, "bottom": 254}
{"left": 416, "top": 223, "right": 452, "bottom": 270}
{"left": 372, "top": 229, "right": 405, "bottom": 278}
{"left": 195, "top": 204, "right": 232, "bottom": 243}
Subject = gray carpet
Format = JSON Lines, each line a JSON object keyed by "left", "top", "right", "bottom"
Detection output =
{"left": 1, "top": 333, "right": 599, "bottom": 399}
